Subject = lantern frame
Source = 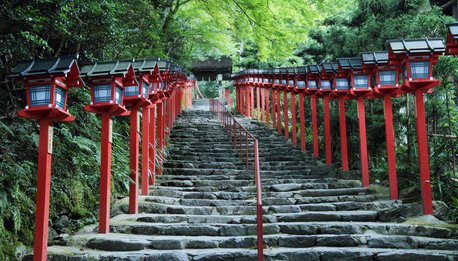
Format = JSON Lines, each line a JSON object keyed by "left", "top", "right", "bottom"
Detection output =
{"left": 10, "top": 55, "right": 84, "bottom": 122}
{"left": 295, "top": 67, "right": 307, "bottom": 93}
{"left": 387, "top": 38, "right": 444, "bottom": 93}
{"left": 446, "top": 23, "right": 458, "bottom": 55}
{"left": 306, "top": 64, "right": 320, "bottom": 94}
{"left": 318, "top": 62, "right": 338, "bottom": 97}
{"left": 286, "top": 67, "right": 297, "bottom": 91}
{"left": 362, "top": 51, "right": 401, "bottom": 97}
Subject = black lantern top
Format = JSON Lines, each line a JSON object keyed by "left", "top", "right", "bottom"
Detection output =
{"left": 446, "top": 23, "right": 458, "bottom": 55}
{"left": 361, "top": 51, "right": 400, "bottom": 96}
{"left": 9, "top": 55, "right": 84, "bottom": 121}
{"left": 295, "top": 67, "right": 307, "bottom": 90}
{"left": 286, "top": 67, "right": 297, "bottom": 90}
{"left": 319, "top": 62, "right": 338, "bottom": 93}
{"left": 273, "top": 68, "right": 281, "bottom": 88}
{"left": 306, "top": 64, "right": 320, "bottom": 92}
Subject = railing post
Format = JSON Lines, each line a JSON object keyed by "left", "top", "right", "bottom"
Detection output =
{"left": 254, "top": 140, "right": 264, "bottom": 261}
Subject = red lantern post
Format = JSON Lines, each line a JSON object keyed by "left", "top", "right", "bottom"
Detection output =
{"left": 10, "top": 56, "right": 84, "bottom": 261}
{"left": 81, "top": 60, "right": 136, "bottom": 233}
{"left": 286, "top": 68, "right": 298, "bottom": 146}
{"left": 362, "top": 51, "right": 401, "bottom": 199}
{"left": 295, "top": 67, "right": 308, "bottom": 152}
{"left": 332, "top": 61, "right": 351, "bottom": 172}
{"left": 387, "top": 38, "right": 445, "bottom": 214}
{"left": 319, "top": 62, "right": 339, "bottom": 166}
{"left": 307, "top": 64, "right": 321, "bottom": 159}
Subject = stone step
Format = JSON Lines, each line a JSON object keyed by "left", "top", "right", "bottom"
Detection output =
{"left": 43, "top": 245, "right": 458, "bottom": 261}
{"left": 162, "top": 168, "right": 330, "bottom": 177}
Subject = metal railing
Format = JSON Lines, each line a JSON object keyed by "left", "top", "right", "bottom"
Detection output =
{"left": 209, "top": 99, "right": 264, "bottom": 261}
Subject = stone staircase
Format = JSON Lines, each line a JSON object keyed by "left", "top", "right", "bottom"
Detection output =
{"left": 42, "top": 99, "right": 458, "bottom": 260}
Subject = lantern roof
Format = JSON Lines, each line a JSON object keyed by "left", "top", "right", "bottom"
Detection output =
{"left": 170, "top": 64, "right": 183, "bottom": 73}
{"left": 307, "top": 64, "right": 321, "bottom": 74}
{"left": 387, "top": 38, "right": 445, "bottom": 54}
{"left": 361, "top": 51, "right": 389, "bottom": 65}
{"left": 157, "top": 60, "right": 171, "bottom": 72}
{"left": 132, "top": 58, "right": 160, "bottom": 73}
{"left": 286, "top": 67, "right": 297, "bottom": 75}
{"left": 320, "top": 62, "right": 339, "bottom": 73}
{"left": 80, "top": 59, "right": 136, "bottom": 77}
{"left": 273, "top": 68, "right": 281, "bottom": 74}
{"left": 337, "top": 57, "right": 362, "bottom": 70}
{"left": 447, "top": 23, "right": 458, "bottom": 39}
{"left": 296, "top": 66, "right": 307, "bottom": 74}
{"left": 10, "top": 55, "right": 82, "bottom": 79}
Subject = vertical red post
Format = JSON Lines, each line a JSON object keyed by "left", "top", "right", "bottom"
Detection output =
{"left": 357, "top": 97, "right": 370, "bottom": 187}
{"left": 277, "top": 90, "right": 282, "bottom": 134}
{"left": 236, "top": 87, "right": 239, "bottom": 112}
{"left": 338, "top": 97, "right": 349, "bottom": 171}
{"left": 283, "top": 91, "right": 289, "bottom": 139}
{"left": 256, "top": 87, "right": 260, "bottom": 121}
{"left": 299, "top": 93, "right": 306, "bottom": 152}
{"left": 414, "top": 90, "right": 433, "bottom": 214}
{"left": 99, "top": 114, "right": 112, "bottom": 233}
{"left": 272, "top": 90, "right": 276, "bottom": 129}
{"left": 261, "top": 88, "right": 265, "bottom": 122}
{"left": 311, "top": 95, "right": 319, "bottom": 158}
{"left": 251, "top": 87, "right": 255, "bottom": 118}
{"left": 157, "top": 103, "right": 164, "bottom": 176}
{"left": 33, "top": 118, "right": 53, "bottom": 261}
{"left": 128, "top": 107, "right": 139, "bottom": 214}
{"left": 264, "top": 88, "right": 270, "bottom": 126}
{"left": 246, "top": 87, "right": 250, "bottom": 117}
{"left": 141, "top": 107, "right": 150, "bottom": 195}
{"left": 291, "top": 92, "right": 297, "bottom": 146}
{"left": 383, "top": 95, "right": 398, "bottom": 199}
{"left": 323, "top": 96, "right": 332, "bottom": 165}
{"left": 149, "top": 105, "right": 156, "bottom": 184}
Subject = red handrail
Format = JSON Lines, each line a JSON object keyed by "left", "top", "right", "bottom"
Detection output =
{"left": 209, "top": 99, "right": 264, "bottom": 261}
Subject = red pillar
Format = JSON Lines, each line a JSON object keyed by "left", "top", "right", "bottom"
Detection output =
{"left": 357, "top": 97, "right": 370, "bottom": 187}
{"left": 323, "top": 96, "right": 332, "bottom": 165}
{"left": 383, "top": 96, "right": 398, "bottom": 200}
{"left": 338, "top": 97, "right": 349, "bottom": 171}
{"left": 311, "top": 95, "right": 319, "bottom": 158}
{"left": 236, "top": 87, "right": 239, "bottom": 112}
{"left": 277, "top": 90, "right": 282, "bottom": 134}
{"left": 33, "top": 118, "right": 53, "bottom": 261}
{"left": 272, "top": 89, "right": 276, "bottom": 129}
{"left": 283, "top": 91, "right": 289, "bottom": 139}
{"left": 261, "top": 88, "right": 265, "bottom": 122}
{"left": 99, "top": 114, "right": 112, "bottom": 233}
{"left": 141, "top": 107, "right": 150, "bottom": 195}
{"left": 264, "top": 88, "right": 270, "bottom": 126}
{"left": 128, "top": 108, "right": 139, "bottom": 214}
{"left": 414, "top": 90, "right": 433, "bottom": 215}
{"left": 149, "top": 105, "right": 156, "bottom": 184}
{"left": 251, "top": 87, "right": 255, "bottom": 118}
{"left": 157, "top": 102, "right": 164, "bottom": 176}
{"left": 256, "top": 87, "right": 261, "bottom": 121}
{"left": 299, "top": 93, "right": 306, "bottom": 152}
{"left": 291, "top": 92, "right": 297, "bottom": 146}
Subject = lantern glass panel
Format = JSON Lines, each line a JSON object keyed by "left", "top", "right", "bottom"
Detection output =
{"left": 297, "top": 81, "right": 306, "bottom": 88}
{"left": 403, "top": 65, "right": 408, "bottom": 79}
{"left": 379, "top": 70, "right": 397, "bottom": 86}
{"left": 142, "top": 81, "right": 149, "bottom": 97}
{"left": 124, "top": 85, "right": 139, "bottom": 97}
{"left": 308, "top": 80, "right": 317, "bottom": 89}
{"left": 115, "top": 86, "right": 122, "bottom": 104}
{"left": 55, "top": 86, "right": 66, "bottom": 109}
{"left": 249, "top": 77, "right": 254, "bottom": 82}
{"left": 281, "top": 79, "right": 287, "bottom": 86}
{"left": 288, "top": 80, "right": 295, "bottom": 86}
{"left": 410, "top": 61, "right": 429, "bottom": 79}
{"left": 336, "top": 78, "right": 349, "bottom": 90}
{"left": 30, "top": 85, "right": 51, "bottom": 106}
{"left": 321, "top": 80, "right": 332, "bottom": 90}
{"left": 263, "top": 78, "right": 269, "bottom": 83}
{"left": 274, "top": 79, "right": 280, "bottom": 84}
{"left": 354, "top": 75, "right": 369, "bottom": 89}
{"left": 94, "top": 84, "right": 112, "bottom": 103}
